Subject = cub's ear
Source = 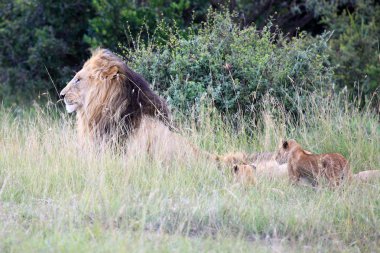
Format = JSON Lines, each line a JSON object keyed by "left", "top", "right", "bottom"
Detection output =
{"left": 282, "top": 140, "right": 289, "bottom": 149}
{"left": 102, "top": 65, "right": 119, "bottom": 79}
{"left": 304, "top": 150, "right": 312, "bottom": 155}
{"left": 233, "top": 165, "right": 239, "bottom": 173}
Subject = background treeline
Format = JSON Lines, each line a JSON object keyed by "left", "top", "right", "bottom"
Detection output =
{"left": 0, "top": 0, "right": 379, "bottom": 114}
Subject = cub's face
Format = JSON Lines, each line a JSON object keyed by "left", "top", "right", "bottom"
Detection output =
{"left": 60, "top": 69, "right": 91, "bottom": 113}
{"left": 275, "top": 140, "right": 290, "bottom": 164}
{"left": 232, "top": 164, "right": 256, "bottom": 185}
{"left": 275, "top": 139, "right": 310, "bottom": 164}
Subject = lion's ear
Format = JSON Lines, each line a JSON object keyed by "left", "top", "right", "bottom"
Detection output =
{"left": 102, "top": 65, "right": 119, "bottom": 79}
{"left": 283, "top": 141, "right": 289, "bottom": 149}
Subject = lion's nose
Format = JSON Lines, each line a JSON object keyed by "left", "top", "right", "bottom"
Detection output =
{"left": 59, "top": 91, "right": 65, "bottom": 100}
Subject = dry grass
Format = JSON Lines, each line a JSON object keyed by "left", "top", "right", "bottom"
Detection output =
{"left": 0, "top": 95, "right": 379, "bottom": 252}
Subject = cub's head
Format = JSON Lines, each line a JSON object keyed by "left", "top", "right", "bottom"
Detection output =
{"left": 275, "top": 139, "right": 301, "bottom": 164}
{"left": 232, "top": 164, "right": 256, "bottom": 185}
{"left": 60, "top": 49, "right": 127, "bottom": 113}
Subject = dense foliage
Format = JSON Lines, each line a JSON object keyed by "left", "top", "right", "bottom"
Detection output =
{"left": 0, "top": 0, "right": 378, "bottom": 111}
{"left": 0, "top": 0, "right": 93, "bottom": 104}
{"left": 322, "top": 1, "right": 380, "bottom": 102}
{"left": 123, "top": 12, "right": 333, "bottom": 117}
{"left": 85, "top": 0, "right": 209, "bottom": 49}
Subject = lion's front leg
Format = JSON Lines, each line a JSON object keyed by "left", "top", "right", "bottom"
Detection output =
{"left": 288, "top": 163, "right": 300, "bottom": 184}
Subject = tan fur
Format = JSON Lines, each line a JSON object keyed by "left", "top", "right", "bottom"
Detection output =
{"left": 124, "top": 117, "right": 214, "bottom": 166}
{"left": 353, "top": 170, "right": 380, "bottom": 183}
{"left": 232, "top": 164, "right": 256, "bottom": 185}
{"left": 275, "top": 147, "right": 313, "bottom": 165}
{"left": 247, "top": 152, "right": 290, "bottom": 179}
{"left": 216, "top": 151, "right": 288, "bottom": 179}
{"left": 60, "top": 48, "right": 170, "bottom": 144}
{"left": 275, "top": 139, "right": 352, "bottom": 187}
{"left": 215, "top": 152, "right": 249, "bottom": 166}
{"left": 59, "top": 49, "right": 236, "bottom": 166}
{"left": 248, "top": 152, "right": 275, "bottom": 163}
{"left": 216, "top": 151, "right": 276, "bottom": 167}
{"left": 255, "top": 161, "right": 288, "bottom": 178}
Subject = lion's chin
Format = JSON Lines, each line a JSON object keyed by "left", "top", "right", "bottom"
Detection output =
{"left": 65, "top": 104, "right": 78, "bottom": 113}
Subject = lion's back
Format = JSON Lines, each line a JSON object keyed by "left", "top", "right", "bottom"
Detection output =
{"left": 320, "top": 153, "right": 351, "bottom": 184}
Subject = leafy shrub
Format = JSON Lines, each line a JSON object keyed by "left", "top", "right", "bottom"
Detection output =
{"left": 0, "top": 0, "right": 93, "bottom": 105}
{"left": 86, "top": 0, "right": 209, "bottom": 50}
{"left": 321, "top": 0, "right": 380, "bottom": 107}
{"left": 1, "top": 0, "right": 377, "bottom": 110}
{"left": 123, "top": 11, "right": 334, "bottom": 118}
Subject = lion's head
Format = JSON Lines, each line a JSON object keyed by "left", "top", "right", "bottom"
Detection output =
{"left": 232, "top": 164, "right": 256, "bottom": 185}
{"left": 274, "top": 139, "right": 299, "bottom": 164}
{"left": 60, "top": 48, "right": 170, "bottom": 142}
{"left": 275, "top": 139, "right": 312, "bottom": 164}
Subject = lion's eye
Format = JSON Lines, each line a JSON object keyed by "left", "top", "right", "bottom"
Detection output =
{"left": 75, "top": 78, "right": 80, "bottom": 84}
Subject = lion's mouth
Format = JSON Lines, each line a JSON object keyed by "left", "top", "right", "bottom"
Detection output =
{"left": 64, "top": 102, "right": 78, "bottom": 113}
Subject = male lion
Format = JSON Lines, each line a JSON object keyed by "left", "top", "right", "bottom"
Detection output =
{"left": 59, "top": 48, "right": 221, "bottom": 166}
{"left": 275, "top": 139, "right": 352, "bottom": 187}
{"left": 60, "top": 48, "right": 170, "bottom": 143}
{"left": 59, "top": 48, "right": 263, "bottom": 168}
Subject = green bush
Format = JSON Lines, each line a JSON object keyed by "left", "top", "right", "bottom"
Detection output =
{"left": 321, "top": 0, "right": 380, "bottom": 106}
{"left": 123, "top": 11, "right": 334, "bottom": 118}
{"left": 1, "top": 0, "right": 378, "bottom": 110}
{"left": 0, "top": 0, "right": 93, "bottom": 105}
{"left": 86, "top": 0, "right": 209, "bottom": 50}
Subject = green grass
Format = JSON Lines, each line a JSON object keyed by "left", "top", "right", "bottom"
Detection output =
{"left": 0, "top": 95, "right": 379, "bottom": 252}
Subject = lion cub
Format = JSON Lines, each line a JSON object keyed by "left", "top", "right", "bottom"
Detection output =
{"left": 232, "top": 164, "right": 256, "bottom": 185}
{"left": 275, "top": 139, "right": 352, "bottom": 187}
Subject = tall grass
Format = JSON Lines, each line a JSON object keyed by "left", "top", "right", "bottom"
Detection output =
{"left": 0, "top": 94, "right": 379, "bottom": 252}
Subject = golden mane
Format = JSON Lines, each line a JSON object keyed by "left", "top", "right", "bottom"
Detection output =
{"left": 76, "top": 49, "right": 170, "bottom": 143}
